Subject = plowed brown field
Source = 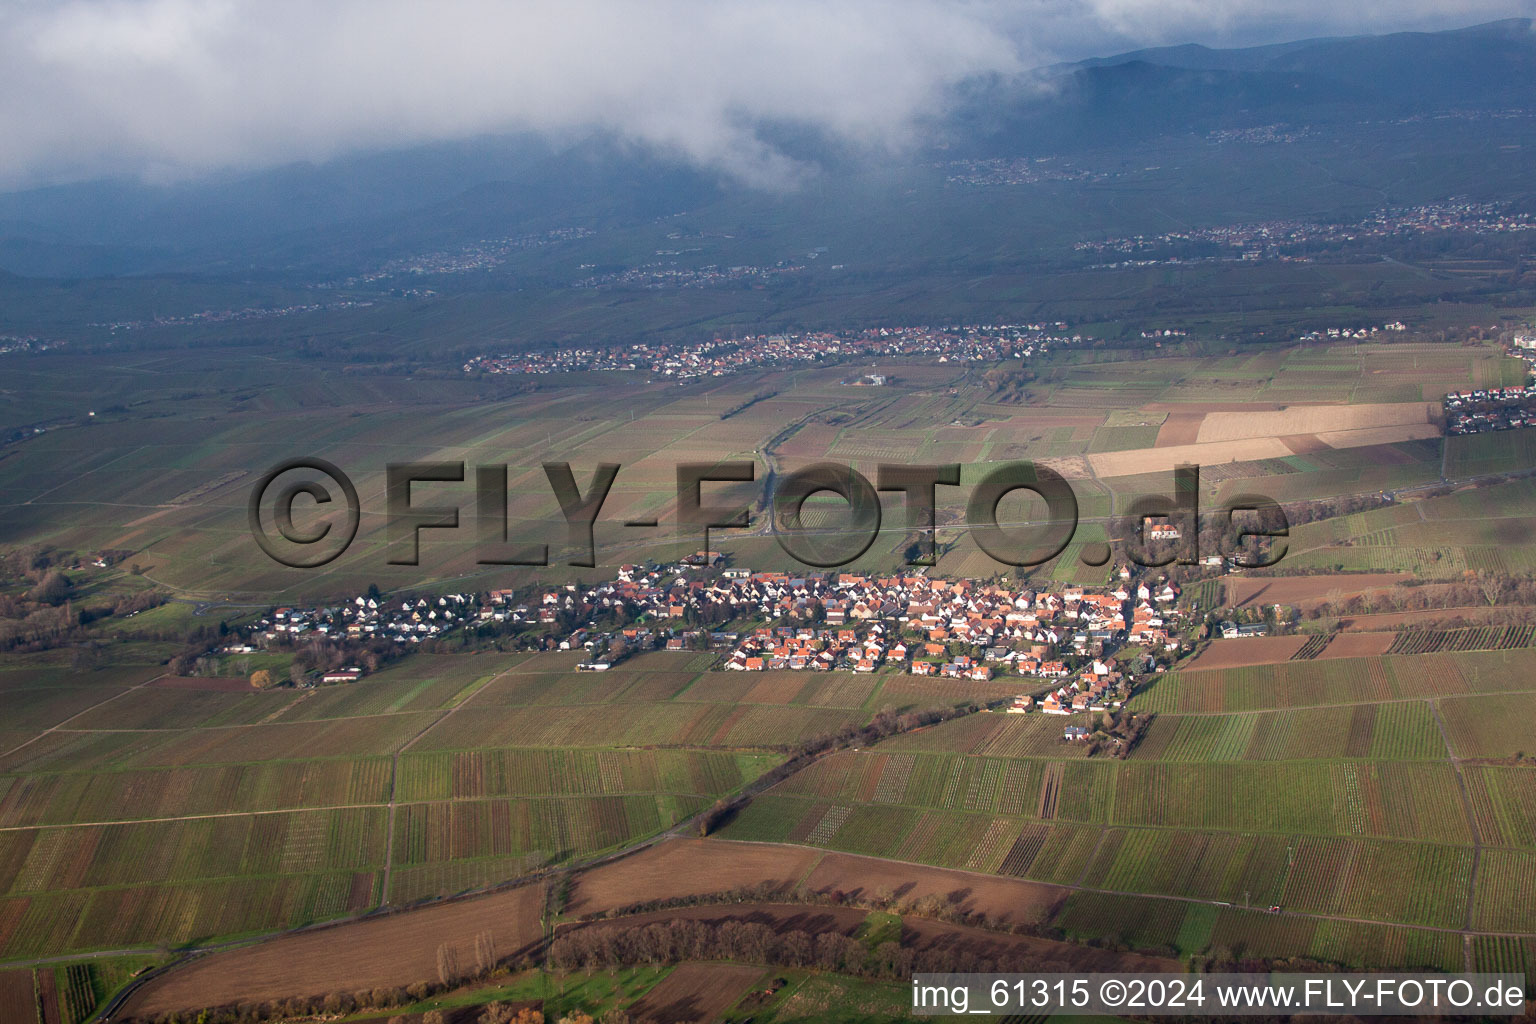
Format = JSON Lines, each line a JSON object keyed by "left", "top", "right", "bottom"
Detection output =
{"left": 626, "top": 963, "right": 765, "bottom": 1023}
{"left": 568, "top": 839, "right": 824, "bottom": 915}
{"left": 802, "top": 851, "right": 1060, "bottom": 926}
{"left": 0, "top": 970, "right": 35, "bottom": 1024}
{"left": 1225, "top": 573, "right": 1413, "bottom": 608}
{"left": 1183, "top": 635, "right": 1308, "bottom": 669}
{"left": 119, "top": 884, "right": 544, "bottom": 1019}
{"left": 1154, "top": 413, "right": 1204, "bottom": 447}
{"left": 1315, "top": 632, "right": 1397, "bottom": 659}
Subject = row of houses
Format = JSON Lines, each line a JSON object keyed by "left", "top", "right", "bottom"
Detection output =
{"left": 242, "top": 593, "right": 478, "bottom": 652}
{"left": 1443, "top": 384, "right": 1536, "bottom": 435}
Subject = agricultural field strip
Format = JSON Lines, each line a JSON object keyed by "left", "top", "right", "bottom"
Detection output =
{"left": 753, "top": 782, "right": 1495, "bottom": 851}
{"left": 0, "top": 802, "right": 391, "bottom": 833}
{"left": 0, "top": 780, "right": 735, "bottom": 832}
{"left": 1428, "top": 700, "right": 1484, "bottom": 933}
{"left": 0, "top": 756, "right": 772, "bottom": 964}
{"left": 1073, "top": 829, "right": 1111, "bottom": 888}
{"left": 737, "top": 839, "right": 1536, "bottom": 940}
{"left": 1136, "top": 687, "right": 1536, "bottom": 716}
{"left": 0, "top": 947, "right": 162, "bottom": 969}
{"left": 0, "top": 747, "right": 756, "bottom": 786}
{"left": 0, "top": 674, "right": 166, "bottom": 760}
{"left": 15, "top": 671, "right": 905, "bottom": 739}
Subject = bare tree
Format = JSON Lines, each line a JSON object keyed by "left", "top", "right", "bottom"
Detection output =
{"left": 475, "top": 928, "right": 498, "bottom": 974}
{"left": 436, "top": 942, "right": 460, "bottom": 986}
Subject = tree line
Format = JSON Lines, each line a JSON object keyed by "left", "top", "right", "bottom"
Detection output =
{"left": 549, "top": 914, "right": 1079, "bottom": 980}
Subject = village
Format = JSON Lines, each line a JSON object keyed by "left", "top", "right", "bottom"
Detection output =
{"left": 0, "top": 334, "right": 63, "bottom": 356}
{"left": 570, "top": 260, "right": 807, "bottom": 290}
{"left": 1075, "top": 199, "right": 1535, "bottom": 266}
{"left": 240, "top": 592, "right": 477, "bottom": 652}
{"left": 463, "top": 322, "right": 1080, "bottom": 380}
{"left": 1442, "top": 383, "right": 1536, "bottom": 434}
{"left": 89, "top": 298, "right": 377, "bottom": 333}
{"left": 227, "top": 562, "right": 1190, "bottom": 727}
{"left": 329, "top": 226, "right": 596, "bottom": 288}
{"left": 939, "top": 155, "right": 1112, "bottom": 187}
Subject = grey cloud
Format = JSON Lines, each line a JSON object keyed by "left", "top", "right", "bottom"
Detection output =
{"left": 0, "top": 0, "right": 1530, "bottom": 190}
{"left": 0, "top": 0, "right": 1027, "bottom": 189}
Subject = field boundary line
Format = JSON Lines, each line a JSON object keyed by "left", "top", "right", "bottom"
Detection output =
{"left": 1073, "top": 828, "right": 1110, "bottom": 888}
{"left": 1428, "top": 698, "right": 1482, "bottom": 934}
{"left": 738, "top": 789, "right": 1499, "bottom": 850}
{"left": 793, "top": 850, "right": 828, "bottom": 889}
{"left": 1133, "top": 685, "right": 1536, "bottom": 717}
{"left": 0, "top": 802, "right": 388, "bottom": 832}
{"left": 0, "top": 788, "right": 736, "bottom": 833}
{"left": 0, "top": 672, "right": 166, "bottom": 761}
{"left": 254, "top": 690, "right": 310, "bottom": 724}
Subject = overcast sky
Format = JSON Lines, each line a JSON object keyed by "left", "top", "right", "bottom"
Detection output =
{"left": 1, "top": 0, "right": 1531, "bottom": 191}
